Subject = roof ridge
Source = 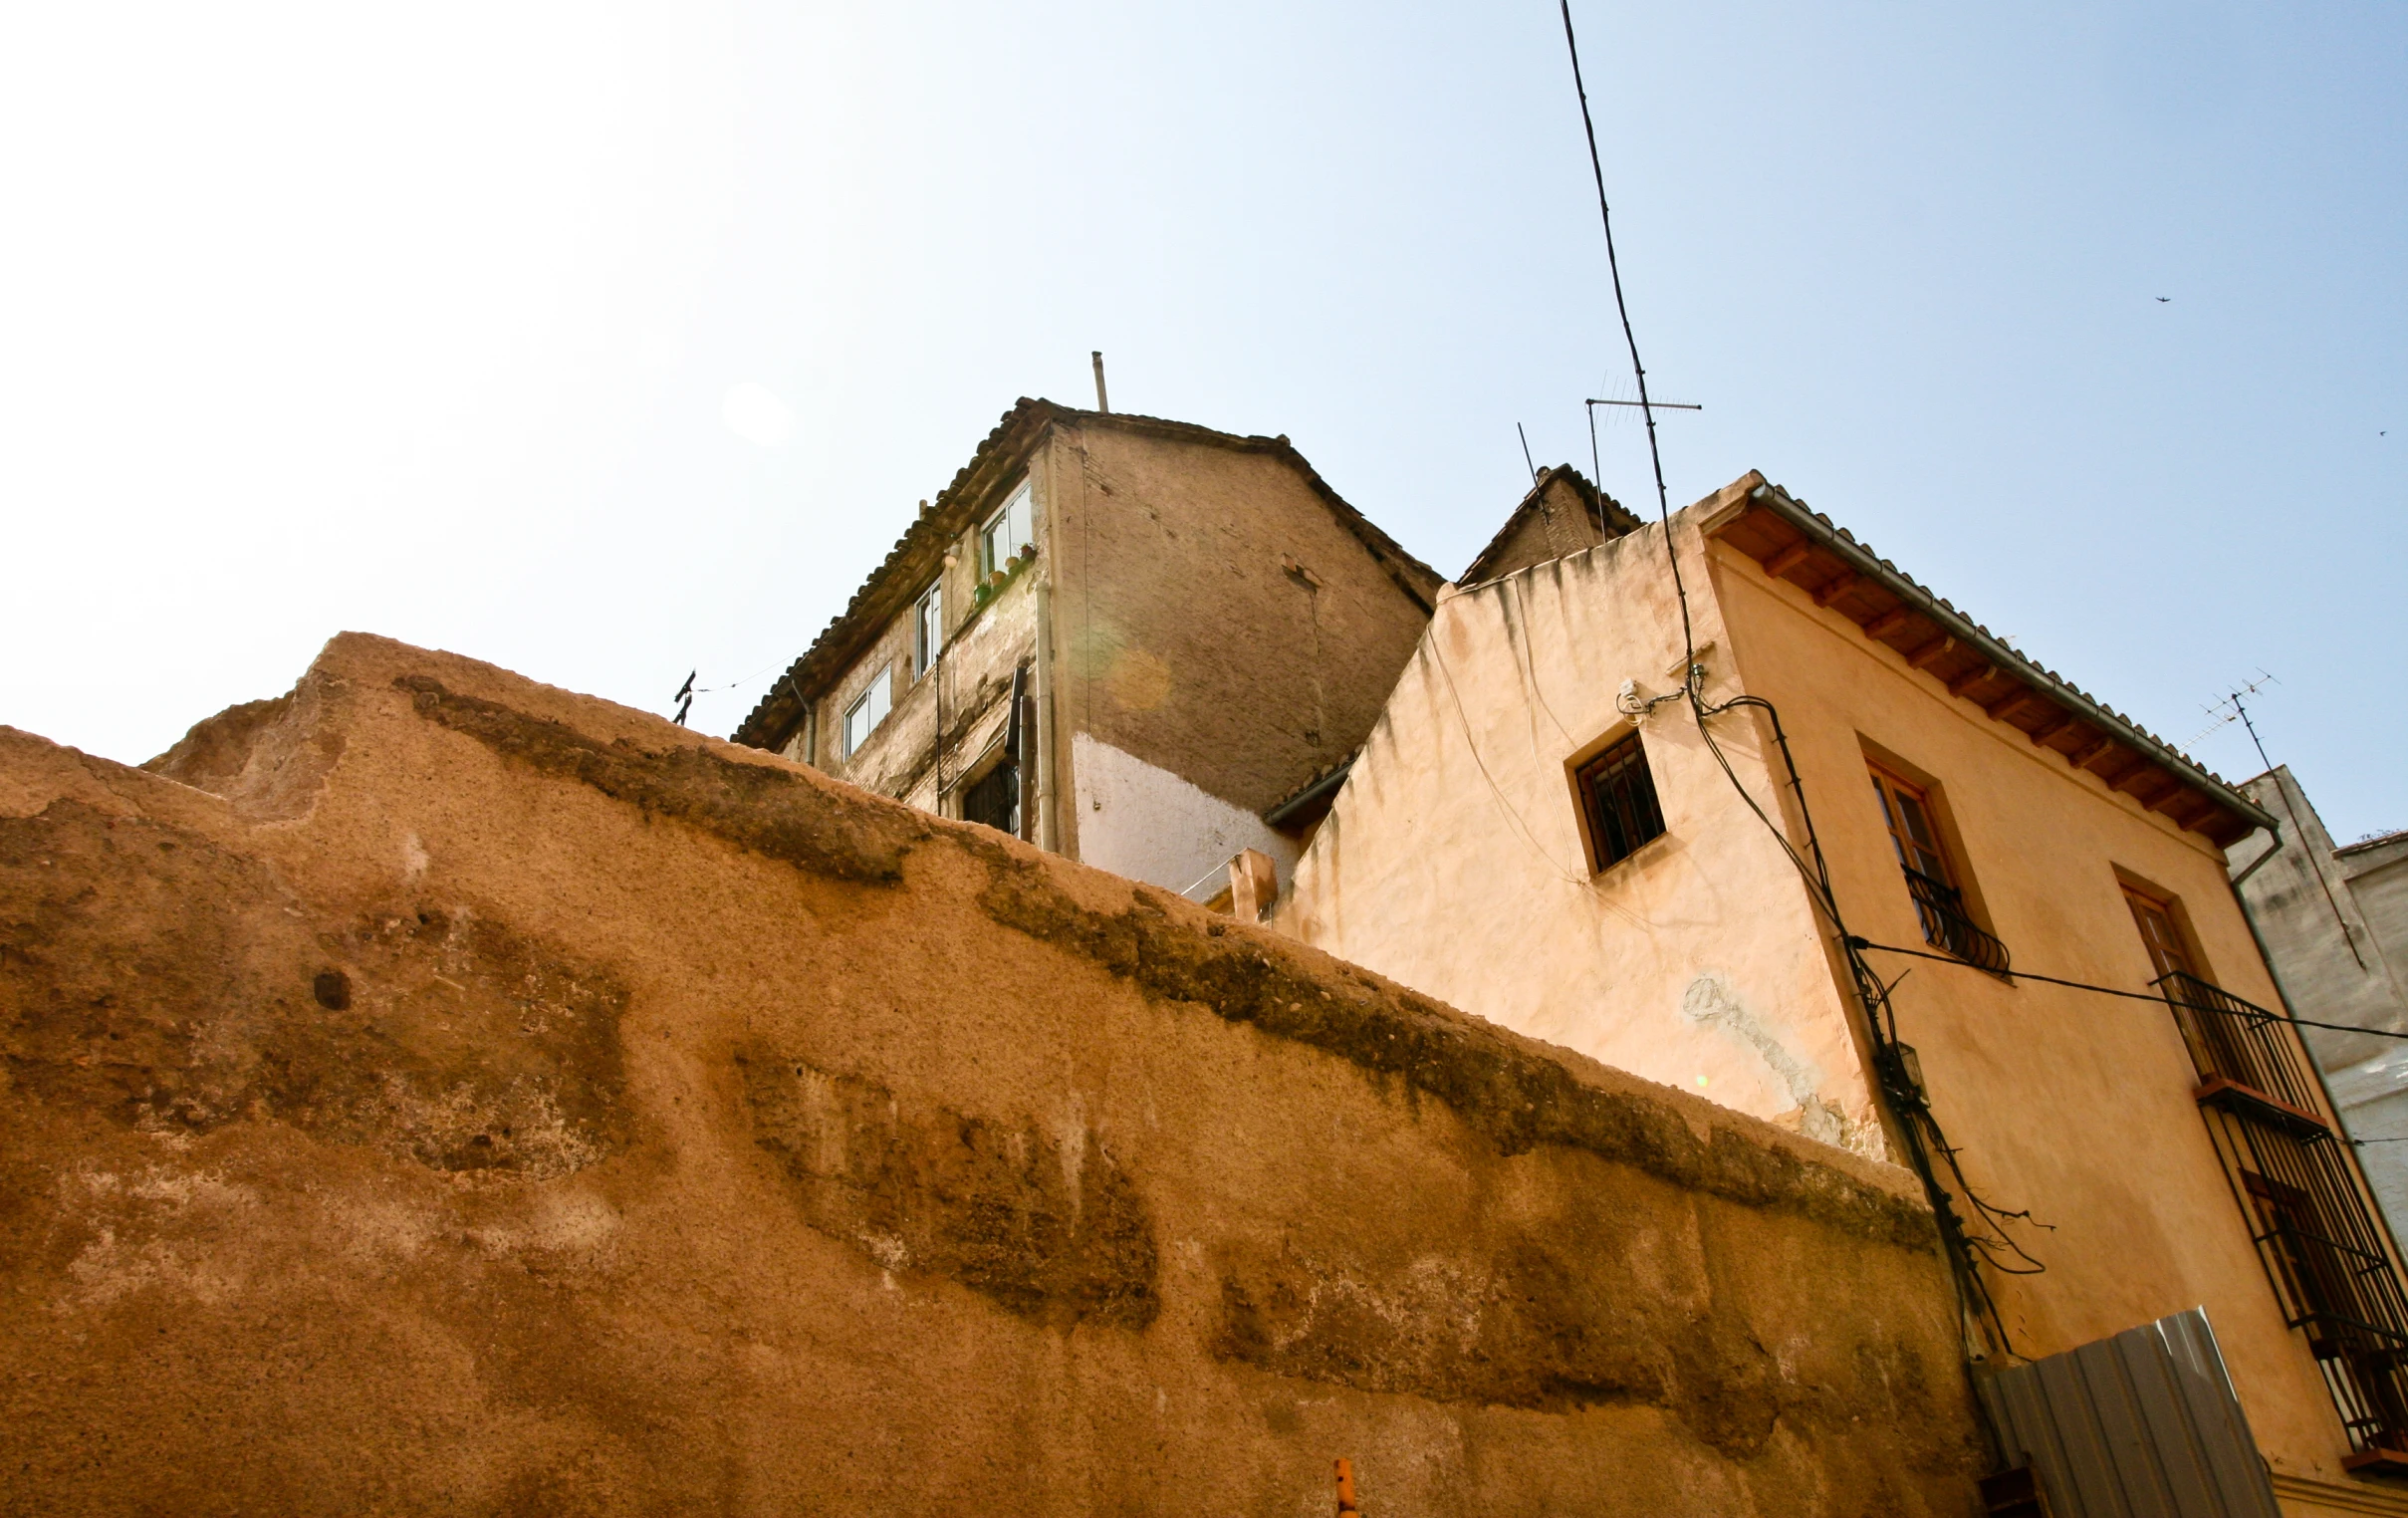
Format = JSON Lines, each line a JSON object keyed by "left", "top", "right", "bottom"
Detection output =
{"left": 731, "top": 400, "right": 1442, "bottom": 750}
{"left": 1460, "top": 464, "right": 1640, "bottom": 585}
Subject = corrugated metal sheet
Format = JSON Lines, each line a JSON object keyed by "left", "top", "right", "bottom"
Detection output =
{"left": 1978, "top": 1308, "right": 2282, "bottom": 1518}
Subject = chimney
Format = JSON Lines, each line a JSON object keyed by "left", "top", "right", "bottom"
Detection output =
{"left": 1091, "top": 351, "right": 1110, "bottom": 413}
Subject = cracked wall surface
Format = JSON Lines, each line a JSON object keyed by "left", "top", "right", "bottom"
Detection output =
{"left": 0, "top": 633, "right": 1980, "bottom": 1516}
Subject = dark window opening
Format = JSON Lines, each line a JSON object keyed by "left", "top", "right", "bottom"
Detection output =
{"left": 963, "top": 760, "right": 1019, "bottom": 838}
{"left": 1871, "top": 765, "right": 2011, "bottom": 976}
{"left": 1575, "top": 732, "right": 1665, "bottom": 871}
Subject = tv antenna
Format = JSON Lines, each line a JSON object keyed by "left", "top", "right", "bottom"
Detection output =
{"left": 2196, "top": 671, "right": 2364, "bottom": 968}
{"left": 2185, "top": 670, "right": 2278, "bottom": 755}
{"left": 1585, "top": 396, "right": 1700, "bottom": 498}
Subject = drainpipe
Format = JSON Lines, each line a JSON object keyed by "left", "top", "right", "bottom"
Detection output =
{"left": 2229, "top": 824, "right": 2283, "bottom": 891}
{"left": 1035, "top": 576, "right": 1059, "bottom": 852}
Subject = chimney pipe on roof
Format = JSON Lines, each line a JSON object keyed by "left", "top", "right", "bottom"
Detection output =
{"left": 1091, "top": 351, "right": 1109, "bottom": 413}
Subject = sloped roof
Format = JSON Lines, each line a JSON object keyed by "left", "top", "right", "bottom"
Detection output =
{"left": 1461, "top": 464, "right": 1642, "bottom": 586}
{"left": 731, "top": 399, "right": 1444, "bottom": 751}
{"left": 1705, "top": 474, "right": 2276, "bottom": 849}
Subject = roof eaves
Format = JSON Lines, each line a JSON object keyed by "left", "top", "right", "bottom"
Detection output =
{"left": 732, "top": 397, "right": 1063, "bottom": 748}
{"left": 1739, "top": 482, "right": 2277, "bottom": 836}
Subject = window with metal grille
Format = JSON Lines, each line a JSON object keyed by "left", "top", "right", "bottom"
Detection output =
{"left": 2129, "top": 888, "right": 2408, "bottom": 1466}
{"left": 1871, "top": 765, "right": 2010, "bottom": 976}
{"left": 1573, "top": 732, "right": 1664, "bottom": 871}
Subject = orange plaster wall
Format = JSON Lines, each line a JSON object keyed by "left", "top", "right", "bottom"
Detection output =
{"left": 1703, "top": 536, "right": 2363, "bottom": 1488}
{"left": 1280, "top": 516, "right": 1886, "bottom": 1160}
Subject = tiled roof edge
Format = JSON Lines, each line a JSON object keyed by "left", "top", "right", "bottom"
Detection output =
{"left": 731, "top": 401, "right": 1444, "bottom": 750}
{"left": 1742, "top": 482, "right": 2278, "bottom": 837}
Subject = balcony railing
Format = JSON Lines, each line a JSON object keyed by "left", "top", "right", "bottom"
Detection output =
{"left": 2159, "top": 970, "right": 2408, "bottom": 1460}
{"left": 2155, "top": 970, "right": 2327, "bottom": 1123}
{"left": 1903, "top": 869, "right": 2013, "bottom": 977}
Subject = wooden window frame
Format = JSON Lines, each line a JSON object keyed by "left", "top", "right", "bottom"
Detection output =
{"left": 1868, "top": 760, "right": 2008, "bottom": 973}
{"left": 2121, "top": 879, "right": 2207, "bottom": 984}
{"left": 1869, "top": 764, "right": 1953, "bottom": 889}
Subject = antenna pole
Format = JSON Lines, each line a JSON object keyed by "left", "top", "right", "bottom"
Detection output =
{"left": 2231, "top": 683, "right": 2365, "bottom": 969}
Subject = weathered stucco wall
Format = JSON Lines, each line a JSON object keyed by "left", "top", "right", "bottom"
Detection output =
{"left": 808, "top": 487, "right": 1043, "bottom": 811}
{"left": 0, "top": 633, "right": 1983, "bottom": 1517}
{"left": 1279, "top": 514, "right": 1886, "bottom": 1160}
{"left": 1070, "top": 731, "right": 1299, "bottom": 900}
{"left": 1461, "top": 470, "right": 1613, "bottom": 586}
{"left": 1043, "top": 422, "right": 1435, "bottom": 829}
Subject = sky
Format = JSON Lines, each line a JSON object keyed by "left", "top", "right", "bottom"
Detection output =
{"left": 2, "top": 1, "right": 2400, "bottom": 841}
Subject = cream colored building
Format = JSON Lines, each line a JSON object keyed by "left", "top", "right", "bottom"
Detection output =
{"left": 1279, "top": 469, "right": 2408, "bottom": 1515}
{"left": 2234, "top": 767, "right": 2408, "bottom": 1251}
{"left": 733, "top": 399, "right": 1441, "bottom": 901}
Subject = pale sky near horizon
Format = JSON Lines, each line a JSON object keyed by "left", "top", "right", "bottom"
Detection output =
{"left": 3, "top": 2, "right": 2401, "bottom": 841}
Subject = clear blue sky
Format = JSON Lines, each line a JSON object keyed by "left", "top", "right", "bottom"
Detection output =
{"left": 3, "top": 1, "right": 2400, "bottom": 839}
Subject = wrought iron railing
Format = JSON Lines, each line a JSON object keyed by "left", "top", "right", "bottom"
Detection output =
{"left": 1902, "top": 869, "right": 2012, "bottom": 977}
{"left": 2202, "top": 1102, "right": 2408, "bottom": 1455}
{"left": 2158, "top": 970, "right": 2408, "bottom": 1458}
{"left": 2155, "top": 971, "right": 2325, "bottom": 1120}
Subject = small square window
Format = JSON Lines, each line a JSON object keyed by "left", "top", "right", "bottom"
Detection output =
{"left": 981, "top": 482, "right": 1034, "bottom": 578}
{"left": 1574, "top": 731, "right": 1665, "bottom": 871}
{"left": 842, "top": 664, "right": 892, "bottom": 758}
{"left": 912, "top": 584, "right": 942, "bottom": 677}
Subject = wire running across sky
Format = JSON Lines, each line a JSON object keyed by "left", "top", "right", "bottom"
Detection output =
{"left": 1559, "top": 0, "right": 2047, "bottom": 1371}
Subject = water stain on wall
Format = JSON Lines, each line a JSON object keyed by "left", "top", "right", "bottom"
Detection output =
{"left": 738, "top": 1052, "right": 1158, "bottom": 1330}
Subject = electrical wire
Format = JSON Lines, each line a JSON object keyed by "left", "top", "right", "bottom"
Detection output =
{"left": 1850, "top": 938, "right": 2408, "bottom": 1042}
{"left": 1559, "top": 0, "right": 2037, "bottom": 1363}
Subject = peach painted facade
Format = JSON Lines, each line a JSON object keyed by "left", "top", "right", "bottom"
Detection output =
{"left": 1280, "top": 472, "right": 2408, "bottom": 1515}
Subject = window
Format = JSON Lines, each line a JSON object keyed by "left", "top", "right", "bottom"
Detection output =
{"left": 1573, "top": 732, "right": 1665, "bottom": 871}
{"left": 912, "top": 584, "right": 942, "bottom": 678}
{"left": 1871, "top": 765, "right": 2010, "bottom": 974}
{"left": 2128, "top": 883, "right": 2250, "bottom": 1091}
{"left": 2124, "top": 886, "right": 2199, "bottom": 981}
{"left": 842, "top": 665, "right": 891, "bottom": 758}
{"left": 963, "top": 758, "right": 1019, "bottom": 836}
{"left": 980, "top": 481, "right": 1033, "bottom": 578}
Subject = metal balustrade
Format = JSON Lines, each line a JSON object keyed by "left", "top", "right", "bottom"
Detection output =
{"left": 2155, "top": 971, "right": 2324, "bottom": 1120}
{"left": 2156, "top": 970, "right": 2408, "bottom": 1460}
{"left": 1902, "top": 869, "right": 2013, "bottom": 977}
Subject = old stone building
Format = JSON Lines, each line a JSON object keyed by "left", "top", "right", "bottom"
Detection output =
{"left": 2231, "top": 766, "right": 2408, "bottom": 1249}
{"left": 1277, "top": 471, "right": 2408, "bottom": 1515}
{"left": 731, "top": 399, "right": 1442, "bottom": 903}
